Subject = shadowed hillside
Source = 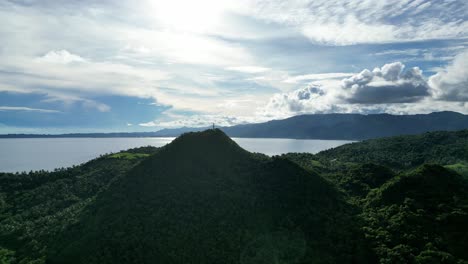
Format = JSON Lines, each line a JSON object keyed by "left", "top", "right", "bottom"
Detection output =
{"left": 362, "top": 165, "right": 468, "bottom": 263}
{"left": 48, "top": 129, "right": 367, "bottom": 264}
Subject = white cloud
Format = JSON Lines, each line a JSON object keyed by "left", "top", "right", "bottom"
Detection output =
{"left": 38, "top": 95, "right": 112, "bottom": 113}
{"left": 429, "top": 49, "right": 468, "bottom": 101}
{"left": 260, "top": 57, "right": 468, "bottom": 118}
{"left": 259, "top": 83, "right": 341, "bottom": 119}
{"left": 225, "top": 66, "right": 271, "bottom": 74}
{"left": 243, "top": 0, "right": 468, "bottom": 45}
{"left": 341, "top": 62, "right": 429, "bottom": 103}
{"left": 283, "top": 72, "right": 354, "bottom": 84}
{"left": 139, "top": 114, "right": 253, "bottom": 129}
{"left": 81, "top": 99, "right": 111, "bottom": 112}
{"left": 0, "top": 51, "right": 170, "bottom": 99}
{"left": 302, "top": 15, "right": 397, "bottom": 45}
{"left": 0, "top": 106, "right": 60, "bottom": 113}
{"left": 0, "top": 1, "right": 264, "bottom": 116}
{"left": 36, "top": 50, "right": 86, "bottom": 64}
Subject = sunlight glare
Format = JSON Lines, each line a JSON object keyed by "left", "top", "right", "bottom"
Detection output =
{"left": 148, "top": 0, "right": 232, "bottom": 33}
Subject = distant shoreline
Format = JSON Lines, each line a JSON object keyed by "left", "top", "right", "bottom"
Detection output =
{"left": 0, "top": 134, "right": 360, "bottom": 141}
{"left": 2, "top": 111, "right": 467, "bottom": 140}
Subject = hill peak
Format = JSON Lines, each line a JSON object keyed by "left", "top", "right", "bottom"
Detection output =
{"left": 172, "top": 128, "right": 235, "bottom": 146}
{"left": 179, "top": 128, "right": 229, "bottom": 139}
{"left": 157, "top": 128, "right": 249, "bottom": 160}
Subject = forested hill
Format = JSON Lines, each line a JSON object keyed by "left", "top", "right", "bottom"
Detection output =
{"left": 283, "top": 129, "right": 468, "bottom": 262}
{"left": 0, "top": 129, "right": 467, "bottom": 263}
{"left": 315, "top": 129, "right": 468, "bottom": 170}
{"left": 47, "top": 129, "right": 363, "bottom": 263}
{"left": 2, "top": 111, "right": 468, "bottom": 140}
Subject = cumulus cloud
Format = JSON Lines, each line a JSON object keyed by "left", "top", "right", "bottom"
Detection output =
{"left": 341, "top": 62, "right": 429, "bottom": 104}
{"left": 266, "top": 84, "right": 325, "bottom": 112}
{"left": 36, "top": 50, "right": 86, "bottom": 64}
{"left": 259, "top": 84, "right": 342, "bottom": 118}
{"left": 260, "top": 58, "right": 468, "bottom": 118}
{"left": 429, "top": 49, "right": 468, "bottom": 101}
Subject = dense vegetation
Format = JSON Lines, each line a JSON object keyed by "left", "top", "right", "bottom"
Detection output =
{"left": 316, "top": 130, "right": 468, "bottom": 170}
{"left": 0, "top": 129, "right": 467, "bottom": 263}
{"left": 48, "top": 130, "right": 368, "bottom": 264}
{"left": 0, "top": 146, "right": 158, "bottom": 263}
{"left": 284, "top": 129, "right": 468, "bottom": 263}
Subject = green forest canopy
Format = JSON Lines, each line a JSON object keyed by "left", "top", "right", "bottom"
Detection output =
{"left": 0, "top": 129, "right": 467, "bottom": 264}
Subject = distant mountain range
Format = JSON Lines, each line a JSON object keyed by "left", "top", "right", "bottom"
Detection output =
{"left": 2, "top": 111, "right": 468, "bottom": 140}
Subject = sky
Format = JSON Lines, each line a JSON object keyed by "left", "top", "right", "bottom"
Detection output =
{"left": 0, "top": 0, "right": 467, "bottom": 133}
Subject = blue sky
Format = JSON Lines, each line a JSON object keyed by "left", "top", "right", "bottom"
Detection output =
{"left": 0, "top": 0, "right": 467, "bottom": 133}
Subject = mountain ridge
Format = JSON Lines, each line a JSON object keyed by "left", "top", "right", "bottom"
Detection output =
{"left": 2, "top": 111, "right": 468, "bottom": 140}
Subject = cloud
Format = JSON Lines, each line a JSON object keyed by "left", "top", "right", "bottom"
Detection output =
{"left": 270, "top": 84, "right": 325, "bottom": 112}
{"left": 225, "top": 66, "right": 270, "bottom": 74}
{"left": 139, "top": 114, "right": 252, "bottom": 129}
{"left": 429, "top": 49, "right": 468, "bottom": 101}
{"left": 259, "top": 84, "right": 340, "bottom": 118}
{"left": 283, "top": 73, "right": 354, "bottom": 84}
{"left": 260, "top": 58, "right": 468, "bottom": 118}
{"left": 36, "top": 50, "right": 86, "bottom": 64}
{"left": 373, "top": 46, "right": 467, "bottom": 65}
{"left": 244, "top": 0, "right": 468, "bottom": 45}
{"left": 40, "top": 95, "right": 112, "bottom": 112}
{"left": 0, "top": 50, "right": 170, "bottom": 99}
{"left": 0, "top": 0, "right": 467, "bottom": 133}
{"left": 301, "top": 15, "right": 398, "bottom": 45}
{"left": 0, "top": 106, "right": 60, "bottom": 113}
{"left": 341, "top": 62, "right": 429, "bottom": 104}
{"left": 81, "top": 99, "right": 111, "bottom": 112}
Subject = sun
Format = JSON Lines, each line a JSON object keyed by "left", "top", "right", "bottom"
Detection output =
{"left": 148, "top": 0, "right": 231, "bottom": 33}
